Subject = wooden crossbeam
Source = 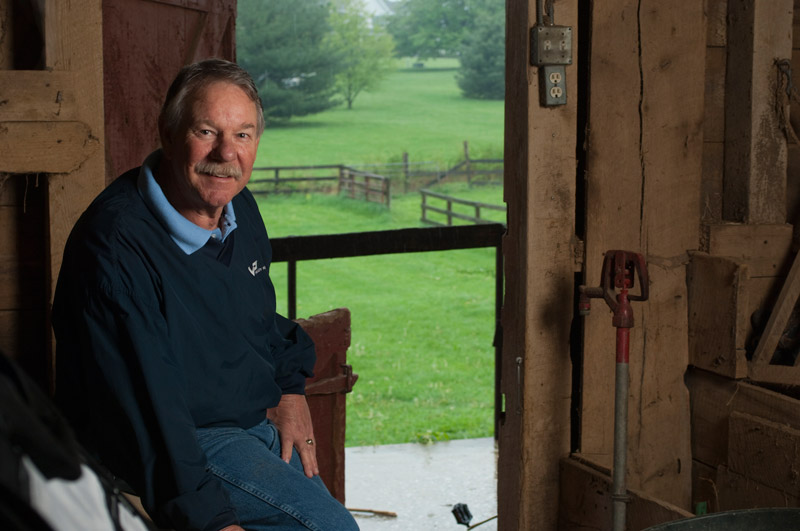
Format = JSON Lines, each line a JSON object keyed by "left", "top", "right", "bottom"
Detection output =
{"left": 0, "top": 121, "right": 100, "bottom": 174}
{"left": 0, "top": 70, "right": 77, "bottom": 121}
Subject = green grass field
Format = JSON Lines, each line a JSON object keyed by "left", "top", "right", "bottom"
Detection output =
{"left": 253, "top": 61, "right": 505, "bottom": 447}
{"left": 256, "top": 59, "right": 505, "bottom": 168}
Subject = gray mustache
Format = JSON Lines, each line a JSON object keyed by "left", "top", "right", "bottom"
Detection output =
{"left": 195, "top": 161, "right": 243, "bottom": 178}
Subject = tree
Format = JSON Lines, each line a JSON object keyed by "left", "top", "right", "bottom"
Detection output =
{"left": 326, "top": 0, "right": 396, "bottom": 109}
{"left": 237, "top": 0, "right": 342, "bottom": 122}
{"left": 456, "top": 0, "right": 505, "bottom": 100}
{"left": 385, "top": 0, "right": 471, "bottom": 59}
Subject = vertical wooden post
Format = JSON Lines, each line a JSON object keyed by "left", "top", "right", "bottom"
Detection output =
{"left": 446, "top": 200, "right": 453, "bottom": 226}
{"left": 464, "top": 140, "right": 473, "bottom": 186}
{"left": 723, "top": 0, "right": 793, "bottom": 223}
{"left": 499, "top": 0, "right": 577, "bottom": 528}
{"left": 44, "top": 0, "right": 106, "bottom": 383}
{"left": 0, "top": 0, "right": 11, "bottom": 68}
{"left": 403, "top": 151, "right": 409, "bottom": 194}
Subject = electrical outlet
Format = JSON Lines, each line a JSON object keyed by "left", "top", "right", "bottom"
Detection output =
{"left": 540, "top": 65, "right": 567, "bottom": 106}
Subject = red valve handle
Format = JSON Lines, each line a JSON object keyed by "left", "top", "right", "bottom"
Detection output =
{"left": 578, "top": 250, "right": 649, "bottom": 328}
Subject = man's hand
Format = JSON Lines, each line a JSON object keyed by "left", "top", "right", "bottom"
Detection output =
{"left": 219, "top": 526, "right": 245, "bottom": 531}
{"left": 266, "top": 394, "right": 319, "bottom": 478}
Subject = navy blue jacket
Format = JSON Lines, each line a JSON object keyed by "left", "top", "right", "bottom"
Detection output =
{"left": 53, "top": 169, "right": 315, "bottom": 530}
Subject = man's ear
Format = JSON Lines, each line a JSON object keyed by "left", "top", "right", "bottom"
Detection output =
{"left": 158, "top": 116, "right": 173, "bottom": 158}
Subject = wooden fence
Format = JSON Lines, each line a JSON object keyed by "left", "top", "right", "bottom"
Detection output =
{"left": 338, "top": 167, "right": 391, "bottom": 207}
{"left": 420, "top": 188, "right": 507, "bottom": 227}
{"left": 249, "top": 164, "right": 390, "bottom": 206}
{"left": 247, "top": 142, "right": 503, "bottom": 199}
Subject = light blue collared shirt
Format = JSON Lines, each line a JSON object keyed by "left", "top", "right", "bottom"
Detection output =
{"left": 137, "top": 150, "right": 238, "bottom": 255}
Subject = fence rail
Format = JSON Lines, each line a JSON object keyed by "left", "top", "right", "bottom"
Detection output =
{"left": 269, "top": 223, "right": 506, "bottom": 436}
{"left": 338, "top": 168, "right": 391, "bottom": 207}
{"left": 420, "top": 188, "right": 507, "bottom": 226}
{"left": 249, "top": 164, "right": 390, "bottom": 206}
{"left": 247, "top": 142, "right": 503, "bottom": 199}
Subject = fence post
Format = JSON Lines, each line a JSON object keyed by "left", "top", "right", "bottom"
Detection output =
{"left": 274, "top": 168, "right": 280, "bottom": 194}
{"left": 403, "top": 151, "right": 409, "bottom": 194}
{"left": 337, "top": 166, "right": 343, "bottom": 196}
{"left": 464, "top": 140, "right": 473, "bottom": 187}
{"left": 447, "top": 199, "right": 453, "bottom": 226}
{"left": 421, "top": 190, "right": 427, "bottom": 223}
{"left": 385, "top": 178, "right": 391, "bottom": 209}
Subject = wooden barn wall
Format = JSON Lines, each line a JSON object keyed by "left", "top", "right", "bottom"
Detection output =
{"left": 790, "top": 1, "right": 800, "bottom": 231}
{"left": 0, "top": 0, "right": 105, "bottom": 387}
{"left": 578, "top": 0, "right": 705, "bottom": 511}
{"left": 706, "top": 0, "right": 799, "bottom": 229}
{"left": 102, "top": 0, "right": 236, "bottom": 184}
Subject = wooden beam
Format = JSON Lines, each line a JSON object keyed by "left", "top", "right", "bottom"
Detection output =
{"left": 498, "top": 0, "right": 577, "bottom": 529}
{"left": 0, "top": 121, "right": 99, "bottom": 173}
{"left": 43, "top": 0, "right": 106, "bottom": 386}
{"left": 582, "top": 0, "right": 704, "bottom": 509}
{"left": 723, "top": 0, "right": 794, "bottom": 223}
{"left": 687, "top": 368, "right": 800, "bottom": 469}
{"left": 687, "top": 252, "right": 750, "bottom": 378}
{"left": 0, "top": 70, "right": 78, "bottom": 121}
{"left": 707, "top": 223, "right": 793, "bottom": 277}
{"left": 750, "top": 245, "right": 800, "bottom": 366}
{"left": 558, "top": 456, "right": 693, "bottom": 531}
{"left": 0, "top": 0, "right": 11, "bottom": 68}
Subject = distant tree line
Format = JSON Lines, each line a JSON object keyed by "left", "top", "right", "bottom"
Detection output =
{"left": 236, "top": 0, "right": 504, "bottom": 123}
{"left": 384, "top": 0, "right": 505, "bottom": 100}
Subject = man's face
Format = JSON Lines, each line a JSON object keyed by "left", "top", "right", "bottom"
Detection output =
{"left": 161, "top": 81, "right": 260, "bottom": 225}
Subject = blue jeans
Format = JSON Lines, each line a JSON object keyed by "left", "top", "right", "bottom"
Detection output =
{"left": 196, "top": 419, "right": 359, "bottom": 531}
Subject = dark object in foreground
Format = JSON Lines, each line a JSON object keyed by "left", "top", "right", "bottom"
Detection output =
{"left": 452, "top": 503, "right": 473, "bottom": 526}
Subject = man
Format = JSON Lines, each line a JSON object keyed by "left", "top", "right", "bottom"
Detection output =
{"left": 53, "top": 59, "right": 359, "bottom": 531}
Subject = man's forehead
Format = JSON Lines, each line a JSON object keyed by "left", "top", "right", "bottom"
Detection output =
{"left": 186, "top": 81, "right": 259, "bottom": 123}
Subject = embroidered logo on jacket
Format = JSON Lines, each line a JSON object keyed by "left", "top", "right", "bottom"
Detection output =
{"left": 248, "top": 260, "right": 267, "bottom": 277}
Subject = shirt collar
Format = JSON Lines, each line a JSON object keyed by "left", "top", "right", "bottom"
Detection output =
{"left": 137, "top": 150, "right": 238, "bottom": 255}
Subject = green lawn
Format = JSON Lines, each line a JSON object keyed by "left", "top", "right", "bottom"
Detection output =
{"left": 252, "top": 60, "right": 505, "bottom": 446}
{"left": 256, "top": 59, "right": 505, "bottom": 169}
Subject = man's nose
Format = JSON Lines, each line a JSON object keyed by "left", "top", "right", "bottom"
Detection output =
{"left": 212, "top": 135, "right": 236, "bottom": 161}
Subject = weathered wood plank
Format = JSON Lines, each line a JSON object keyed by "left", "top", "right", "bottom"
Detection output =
{"left": 0, "top": 0, "right": 11, "bottom": 68}
{"left": 702, "top": 142, "right": 724, "bottom": 222}
{"left": 687, "top": 368, "right": 800, "bottom": 469}
{"left": 706, "top": 0, "right": 728, "bottom": 47}
{"left": 582, "top": 0, "right": 704, "bottom": 509}
{"left": 687, "top": 253, "right": 750, "bottom": 378}
{"left": 0, "top": 207, "right": 45, "bottom": 310}
{"left": 498, "top": 0, "right": 577, "bottom": 528}
{"left": 581, "top": 0, "right": 643, "bottom": 473}
{"left": 693, "top": 461, "right": 800, "bottom": 513}
{"left": 558, "top": 456, "right": 693, "bottom": 531}
{"left": 751, "top": 246, "right": 800, "bottom": 366}
{"left": 723, "top": 0, "right": 793, "bottom": 223}
{"left": 728, "top": 411, "right": 800, "bottom": 496}
{"left": 704, "top": 47, "right": 726, "bottom": 144}
{"left": 0, "top": 121, "right": 99, "bottom": 174}
{"left": 707, "top": 224, "right": 793, "bottom": 277}
{"left": 0, "top": 70, "right": 77, "bottom": 121}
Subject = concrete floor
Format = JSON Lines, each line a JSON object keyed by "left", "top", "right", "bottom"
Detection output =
{"left": 345, "top": 437, "right": 498, "bottom": 531}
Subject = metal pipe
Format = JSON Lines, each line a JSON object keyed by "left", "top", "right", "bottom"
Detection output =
{"left": 612, "top": 325, "right": 630, "bottom": 531}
